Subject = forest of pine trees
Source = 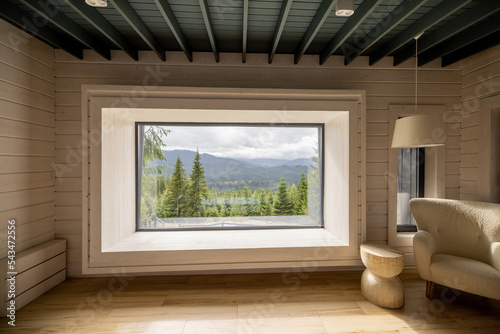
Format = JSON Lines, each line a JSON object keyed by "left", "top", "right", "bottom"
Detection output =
{"left": 138, "top": 125, "right": 319, "bottom": 228}
{"left": 139, "top": 150, "right": 310, "bottom": 226}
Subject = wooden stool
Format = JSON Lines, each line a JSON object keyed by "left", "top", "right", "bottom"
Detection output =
{"left": 360, "top": 243, "right": 405, "bottom": 309}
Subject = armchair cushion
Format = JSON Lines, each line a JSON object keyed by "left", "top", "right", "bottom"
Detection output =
{"left": 431, "top": 254, "right": 500, "bottom": 300}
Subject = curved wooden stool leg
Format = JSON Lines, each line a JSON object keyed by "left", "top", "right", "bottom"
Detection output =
{"left": 361, "top": 269, "right": 404, "bottom": 309}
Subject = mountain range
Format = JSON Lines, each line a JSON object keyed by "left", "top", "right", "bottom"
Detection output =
{"left": 148, "top": 150, "right": 314, "bottom": 190}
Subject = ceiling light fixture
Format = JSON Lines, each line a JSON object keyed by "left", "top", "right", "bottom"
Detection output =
{"left": 336, "top": 0, "right": 354, "bottom": 17}
{"left": 86, "top": 0, "right": 107, "bottom": 7}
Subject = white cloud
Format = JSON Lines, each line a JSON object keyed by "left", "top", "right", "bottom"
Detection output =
{"left": 157, "top": 125, "right": 319, "bottom": 160}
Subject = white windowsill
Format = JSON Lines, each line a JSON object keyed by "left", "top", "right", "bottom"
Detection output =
{"left": 396, "top": 232, "right": 416, "bottom": 238}
{"left": 104, "top": 228, "right": 347, "bottom": 252}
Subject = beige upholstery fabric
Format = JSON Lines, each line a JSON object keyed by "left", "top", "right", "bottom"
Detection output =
{"left": 431, "top": 254, "right": 500, "bottom": 300}
{"left": 410, "top": 198, "right": 500, "bottom": 300}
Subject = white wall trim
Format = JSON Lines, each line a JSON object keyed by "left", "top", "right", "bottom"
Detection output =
{"left": 479, "top": 93, "right": 500, "bottom": 202}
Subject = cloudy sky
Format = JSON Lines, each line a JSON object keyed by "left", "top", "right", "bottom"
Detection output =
{"left": 156, "top": 125, "right": 319, "bottom": 160}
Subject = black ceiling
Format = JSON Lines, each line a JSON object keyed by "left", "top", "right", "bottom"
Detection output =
{"left": 2, "top": 0, "right": 500, "bottom": 67}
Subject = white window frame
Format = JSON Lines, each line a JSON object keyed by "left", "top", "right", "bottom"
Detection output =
{"left": 388, "top": 105, "right": 446, "bottom": 247}
{"left": 478, "top": 94, "right": 500, "bottom": 202}
{"left": 82, "top": 86, "right": 366, "bottom": 275}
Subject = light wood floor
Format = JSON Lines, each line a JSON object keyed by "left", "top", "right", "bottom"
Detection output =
{"left": 2, "top": 270, "right": 500, "bottom": 333}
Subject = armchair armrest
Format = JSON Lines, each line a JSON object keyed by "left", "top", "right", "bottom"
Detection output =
{"left": 413, "top": 230, "right": 437, "bottom": 281}
{"left": 492, "top": 242, "right": 500, "bottom": 272}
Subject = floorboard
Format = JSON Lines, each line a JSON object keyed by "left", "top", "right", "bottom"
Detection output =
{"left": 1, "top": 270, "right": 499, "bottom": 333}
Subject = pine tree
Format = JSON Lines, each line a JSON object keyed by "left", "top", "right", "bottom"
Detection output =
{"left": 259, "top": 190, "right": 272, "bottom": 216}
{"left": 138, "top": 126, "right": 169, "bottom": 227}
{"left": 219, "top": 204, "right": 228, "bottom": 217}
{"left": 289, "top": 184, "right": 298, "bottom": 213}
{"left": 156, "top": 175, "right": 167, "bottom": 197}
{"left": 140, "top": 196, "right": 152, "bottom": 228}
{"left": 240, "top": 185, "right": 257, "bottom": 216}
{"left": 141, "top": 126, "right": 170, "bottom": 175}
{"left": 295, "top": 173, "right": 308, "bottom": 215}
{"left": 163, "top": 155, "right": 189, "bottom": 217}
{"left": 205, "top": 205, "right": 219, "bottom": 217}
{"left": 230, "top": 194, "right": 246, "bottom": 217}
{"left": 267, "top": 190, "right": 275, "bottom": 215}
{"left": 156, "top": 189, "right": 167, "bottom": 218}
{"left": 308, "top": 148, "right": 321, "bottom": 220}
{"left": 186, "top": 150, "right": 208, "bottom": 217}
{"left": 273, "top": 177, "right": 294, "bottom": 215}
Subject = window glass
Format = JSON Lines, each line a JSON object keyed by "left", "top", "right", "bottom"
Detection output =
{"left": 136, "top": 123, "right": 324, "bottom": 230}
{"left": 397, "top": 147, "right": 424, "bottom": 232}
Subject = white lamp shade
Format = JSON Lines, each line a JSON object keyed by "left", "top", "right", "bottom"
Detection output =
{"left": 391, "top": 114, "right": 445, "bottom": 148}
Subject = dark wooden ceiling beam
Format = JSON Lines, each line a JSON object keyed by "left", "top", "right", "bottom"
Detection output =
{"left": 0, "top": 2, "right": 83, "bottom": 59}
{"left": 110, "top": 0, "right": 165, "bottom": 61}
{"left": 199, "top": 0, "right": 219, "bottom": 62}
{"left": 393, "top": 0, "right": 500, "bottom": 66}
{"left": 242, "top": 0, "right": 248, "bottom": 63}
{"left": 418, "top": 14, "right": 500, "bottom": 66}
{"left": 344, "top": 0, "right": 427, "bottom": 65}
{"left": 64, "top": 0, "right": 138, "bottom": 61}
{"left": 294, "top": 0, "right": 337, "bottom": 64}
{"left": 369, "top": 0, "right": 471, "bottom": 66}
{"left": 269, "top": 0, "right": 293, "bottom": 64}
{"left": 441, "top": 30, "right": 500, "bottom": 67}
{"left": 320, "top": 0, "right": 383, "bottom": 65}
{"left": 154, "top": 0, "right": 192, "bottom": 62}
{"left": 18, "top": 0, "right": 110, "bottom": 60}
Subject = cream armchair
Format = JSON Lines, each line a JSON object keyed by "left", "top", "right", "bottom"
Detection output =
{"left": 410, "top": 198, "right": 500, "bottom": 300}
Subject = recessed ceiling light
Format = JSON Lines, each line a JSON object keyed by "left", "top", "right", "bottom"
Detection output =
{"left": 86, "top": 0, "right": 107, "bottom": 7}
{"left": 336, "top": 0, "right": 354, "bottom": 17}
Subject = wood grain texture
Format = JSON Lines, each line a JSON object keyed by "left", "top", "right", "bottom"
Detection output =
{"left": 0, "top": 20, "right": 56, "bottom": 258}
{"left": 0, "top": 270, "right": 499, "bottom": 333}
{"left": 459, "top": 44, "right": 500, "bottom": 200}
{"left": 360, "top": 243, "right": 404, "bottom": 278}
{"left": 361, "top": 269, "right": 404, "bottom": 309}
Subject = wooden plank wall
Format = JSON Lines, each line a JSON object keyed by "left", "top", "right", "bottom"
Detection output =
{"left": 0, "top": 20, "right": 56, "bottom": 258}
{"left": 53, "top": 49, "right": 462, "bottom": 276}
{"left": 459, "top": 45, "right": 500, "bottom": 200}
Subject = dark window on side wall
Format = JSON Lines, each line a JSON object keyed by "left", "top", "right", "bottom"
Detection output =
{"left": 397, "top": 147, "right": 425, "bottom": 232}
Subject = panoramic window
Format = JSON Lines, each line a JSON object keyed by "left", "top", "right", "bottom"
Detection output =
{"left": 397, "top": 147, "right": 425, "bottom": 232}
{"left": 136, "top": 123, "right": 324, "bottom": 231}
